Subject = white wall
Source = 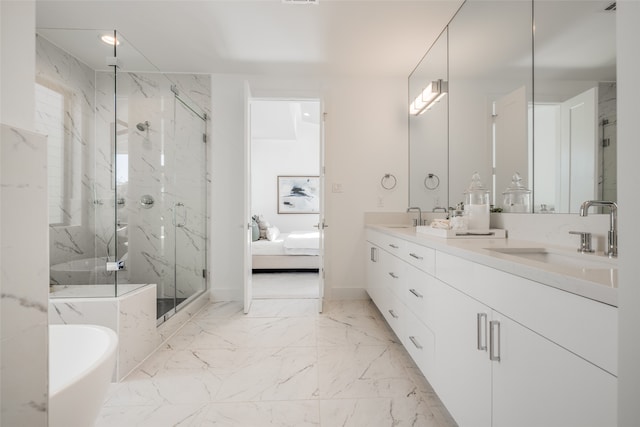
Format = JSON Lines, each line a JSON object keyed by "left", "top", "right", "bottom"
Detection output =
{"left": 210, "top": 74, "right": 408, "bottom": 300}
{"left": 1, "top": 1, "right": 35, "bottom": 130}
{"left": 617, "top": 1, "right": 640, "bottom": 423}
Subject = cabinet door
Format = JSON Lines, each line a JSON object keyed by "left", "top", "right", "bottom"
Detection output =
{"left": 433, "top": 280, "right": 492, "bottom": 427}
{"left": 492, "top": 313, "right": 617, "bottom": 427}
{"left": 365, "top": 242, "right": 381, "bottom": 302}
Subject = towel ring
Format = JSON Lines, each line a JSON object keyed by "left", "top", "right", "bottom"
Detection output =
{"left": 381, "top": 173, "right": 397, "bottom": 190}
{"left": 424, "top": 173, "right": 440, "bottom": 190}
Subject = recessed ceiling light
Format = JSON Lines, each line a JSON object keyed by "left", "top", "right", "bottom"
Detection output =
{"left": 100, "top": 34, "right": 120, "bottom": 46}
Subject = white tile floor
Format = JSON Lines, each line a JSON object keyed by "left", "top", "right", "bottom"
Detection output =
{"left": 96, "top": 298, "right": 458, "bottom": 427}
{"left": 252, "top": 272, "right": 320, "bottom": 299}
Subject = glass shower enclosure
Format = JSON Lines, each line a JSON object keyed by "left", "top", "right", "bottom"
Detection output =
{"left": 38, "top": 29, "right": 208, "bottom": 321}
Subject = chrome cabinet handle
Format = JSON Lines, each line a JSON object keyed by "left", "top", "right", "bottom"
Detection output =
{"left": 388, "top": 309, "right": 399, "bottom": 319}
{"left": 389, "top": 244, "right": 399, "bottom": 249}
{"left": 409, "top": 289, "right": 423, "bottom": 298}
{"left": 489, "top": 320, "right": 501, "bottom": 362}
{"left": 477, "top": 313, "right": 487, "bottom": 351}
{"left": 409, "top": 336, "right": 423, "bottom": 350}
{"left": 370, "top": 247, "right": 378, "bottom": 262}
{"left": 409, "top": 253, "right": 423, "bottom": 260}
{"left": 388, "top": 272, "right": 399, "bottom": 279}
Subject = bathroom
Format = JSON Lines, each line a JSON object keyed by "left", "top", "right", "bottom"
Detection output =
{"left": 1, "top": 0, "right": 640, "bottom": 426}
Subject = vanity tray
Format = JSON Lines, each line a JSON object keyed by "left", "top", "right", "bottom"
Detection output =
{"left": 416, "top": 226, "right": 506, "bottom": 239}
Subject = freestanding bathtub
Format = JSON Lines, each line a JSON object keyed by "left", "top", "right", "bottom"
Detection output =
{"left": 49, "top": 324, "right": 118, "bottom": 427}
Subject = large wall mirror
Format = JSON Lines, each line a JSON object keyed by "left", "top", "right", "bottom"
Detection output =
{"left": 408, "top": 28, "right": 449, "bottom": 211}
{"left": 533, "top": 1, "right": 616, "bottom": 213}
{"left": 408, "top": 0, "right": 616, "bottom": 214}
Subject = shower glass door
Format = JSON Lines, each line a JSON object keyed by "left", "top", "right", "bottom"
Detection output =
{"left": 166, "top": 91, "right": 208, "bottom": 317}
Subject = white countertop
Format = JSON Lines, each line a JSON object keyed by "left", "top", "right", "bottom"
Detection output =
{"left": 367, "top": 224, "right": 618, "bottom": 307}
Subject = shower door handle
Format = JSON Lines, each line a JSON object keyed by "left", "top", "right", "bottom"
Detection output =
{"left": 172, "top": 202, "right": 187, "bottom": 227}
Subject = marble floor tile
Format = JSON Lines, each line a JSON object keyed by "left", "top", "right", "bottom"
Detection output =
{"left": 319, "top": 394, "right": 442, "bottom": 427}
{"left": 98, "top": 298, "right": 458, "bottom": 427}
{"left": 247, "top": 298, "right": 319, "bottom": 318}
{"left": 316, "top": 313, "right": 397, "bottom": 347}
{"left": 96, "top": 404, "right": 207, "bottom": 427}
{"left": 317, "top": 345, "right": 416, "bottom": 399}
{"left": 195, "top": 400, "right": 320, "bottom": 426}
{"left": 252, "top": 272, "right": 320, "bottom": 299}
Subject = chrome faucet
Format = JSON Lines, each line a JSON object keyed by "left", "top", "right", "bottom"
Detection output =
{"left": 579, "top": 200, "right": 618, "bottom": 258}
{"left": 407, "top": 207, "right": 423, "bottom": 226}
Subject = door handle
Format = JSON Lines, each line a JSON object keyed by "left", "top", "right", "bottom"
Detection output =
{"left": 409, "top": 253, "right": 423, "bottom": 260}
{"left": 172, "top": 202, "right": 186, "bottom": 227}
{"left": 477, "top": 313, "right": 487, "bottom": 351}
{"left": 388, "top": 272, "right": 399, "bottom": 279}
{"left": 388, "top": 309, "right": 399, "bottom": 319}
{"left": 489, "top": 320, "right": 501, "bottom": 362}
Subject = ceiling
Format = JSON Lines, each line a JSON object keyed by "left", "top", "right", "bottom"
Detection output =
{"left": 35, "top": 0, "right": 464, "bottom": 77}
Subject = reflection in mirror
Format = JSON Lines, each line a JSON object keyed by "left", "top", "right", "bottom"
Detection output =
{"left": 448, "top": 0, "right": 533, "bottom": 211}
{"left": 409, "top": 28, "right": 449, "bottom": 212}
{"left": 533, "top": 0, "right": 616, "bottom": 213}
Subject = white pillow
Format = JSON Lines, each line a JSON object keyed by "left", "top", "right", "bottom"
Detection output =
{"left": 266, "top": 226, "right": 280, "bottom": 241}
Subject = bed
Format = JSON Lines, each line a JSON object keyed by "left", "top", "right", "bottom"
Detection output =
{"left": 252, "top": 230, "right": 320, "bottom": 271}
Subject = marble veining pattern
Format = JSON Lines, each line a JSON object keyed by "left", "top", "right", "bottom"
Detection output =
{"left": 1, "top": 125, "right": 49, "bottom": 426}
{"left": 97, "top": 299, "right": 458, "bottom": 427}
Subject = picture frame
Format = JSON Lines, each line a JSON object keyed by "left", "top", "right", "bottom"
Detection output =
{"left": 277, "top": 176, "right": 320, "bottom": 214}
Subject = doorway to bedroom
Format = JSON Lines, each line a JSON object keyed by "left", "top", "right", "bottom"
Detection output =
{"left": 248, "top": 98, "right": 323, "bottom": 301}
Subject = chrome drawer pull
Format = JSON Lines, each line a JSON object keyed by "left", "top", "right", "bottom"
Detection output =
{"left": 388, "top": 309, "right": 399, "bottom": 319}
{"left": 370, "top": 247, "right": 377, "bottom": 262}
{"left": 389, "top": 244, "right": 399, "bottom": 249}
{"left": 477, "top": 313, "right": 487, "bottom": 351}
{"left": 489, "top": 320, "right": 501, "bottom": 362}
{"left": 388, "top": 272, "right": 399, "bottom": 279}
{"left": 409, "top": 336, "right": 423, "bottom": 350}
{"left": 409, "top": 253, "right": 423, "bottom": 260}
{"left": 409, "top": 289, "right": 423, "bottom": 298}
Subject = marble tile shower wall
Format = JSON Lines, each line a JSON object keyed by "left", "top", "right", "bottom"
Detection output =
{"left": 36, "top": 35, "right": 100, "bottom": 269}
{"left": 99, "top": 71, "right": 210, "bottom": 299}
{"left": 37, "top": 34, "right": 211, "bottom": 295}
{"left": 1, "top": 125, "right": 49, "bottom": 425}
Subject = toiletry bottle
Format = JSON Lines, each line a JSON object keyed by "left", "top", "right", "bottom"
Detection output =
{"left": 464, "top": 172, "right": 490, "bottom": 230}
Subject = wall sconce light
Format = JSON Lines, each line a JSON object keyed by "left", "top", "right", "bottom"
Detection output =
{"left": 410, "top": 79, "right": 448, "bottom": 116}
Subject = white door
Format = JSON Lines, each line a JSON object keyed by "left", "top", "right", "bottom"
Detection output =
{"left": 492, "top": 312, "right": 617, "bottom": 427}
{"left": 317, "top": 108, "right": 326, "bottom": 312}
{"left": 560, "top": 87, "right": 598, "bottom": 213}
{"left": 243, "top": 81, "right": 253, "bottom": 314}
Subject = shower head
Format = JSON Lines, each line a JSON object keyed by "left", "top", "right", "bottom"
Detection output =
{"left": 136, "top": 121, "right": 150, "bottom": 131}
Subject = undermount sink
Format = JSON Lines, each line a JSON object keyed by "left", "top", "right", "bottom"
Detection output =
{"left": 485, "top": 247, "right": 617, "bottom": 271}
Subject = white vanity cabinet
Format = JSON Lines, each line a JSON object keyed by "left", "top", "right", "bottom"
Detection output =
{"left": 365, "top": 227, "right": 617, "bottom": 427}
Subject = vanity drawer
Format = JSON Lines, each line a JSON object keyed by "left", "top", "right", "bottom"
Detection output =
{"left": 402, "top": 240, "right": 435, "bottom": 275}
{"left": 366, "top": 229, "right": 406, "bottom": 257}
{"left": 401, "top": 308, "right": 436, "bottom": 381}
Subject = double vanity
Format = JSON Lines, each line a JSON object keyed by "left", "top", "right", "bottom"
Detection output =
{"left": 365, "top": 224, "right": 617, "bottom": 427}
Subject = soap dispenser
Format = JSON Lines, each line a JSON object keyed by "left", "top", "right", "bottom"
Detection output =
{"left": 464, "top": 172, "right": 490, "bottom": 230}
{"left": 502, "top": 172, "right": 531, "bottom": 213}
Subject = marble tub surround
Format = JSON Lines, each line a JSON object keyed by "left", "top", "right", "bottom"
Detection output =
{"left": 96, "top": 299, "right": 457, "bottom": 427}
{"left": 50, "top": 285, "right": 157, "bottom": 381}
{"left": 1, "top": 125, "right": 50, "bottom": 425}
{"left": 369, "top": 224, "right": 618, "bottom": 306}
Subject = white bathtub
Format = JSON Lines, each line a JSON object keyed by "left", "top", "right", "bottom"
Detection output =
{"left": 49, "top": 324, "right": 118, "bottom": 427}
{"left": 50, "top": 257, "right": 112, "bottom": 286}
